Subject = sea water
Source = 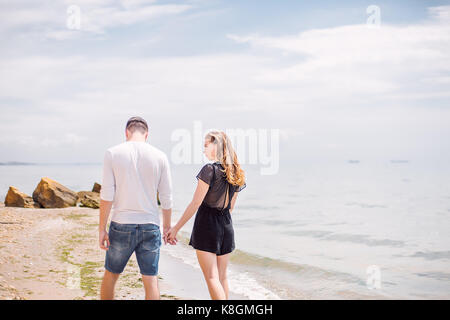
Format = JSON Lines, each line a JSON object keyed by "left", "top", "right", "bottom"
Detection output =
{"left": 1, "top": 160, "right": 449, "bottom": 299}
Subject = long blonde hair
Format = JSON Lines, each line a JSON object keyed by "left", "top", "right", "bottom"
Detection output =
{"left": 205, "top": 131, "right": 246, "bottom": 187}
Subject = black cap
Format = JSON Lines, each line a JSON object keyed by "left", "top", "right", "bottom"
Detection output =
{"left": 126, "top": 116, "right": 148, "bottom": 131}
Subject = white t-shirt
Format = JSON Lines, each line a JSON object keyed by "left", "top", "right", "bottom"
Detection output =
{"left": 100, "top": 141, "right": 173, "bottom": 225}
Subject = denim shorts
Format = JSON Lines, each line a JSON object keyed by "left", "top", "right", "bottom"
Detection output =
{"left": 105, "top": 221, "right": 161, "bottom": 276}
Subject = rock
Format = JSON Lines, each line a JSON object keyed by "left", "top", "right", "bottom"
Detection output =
{"left": 92, "top": 182, "right": 101, "bottom": 193}
{"left": 5, "top": 186, "right": 41, "bottom": 208}
{"left": 32, "top": 178, "right": 78, "bottom": 208}
{"left": 77, "top": 191, "right": 89, "bottom": 201}
{"left": 77, "top": 191, "right": 100, "bottom": 209}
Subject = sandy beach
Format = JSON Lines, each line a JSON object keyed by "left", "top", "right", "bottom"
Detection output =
{"left": 0, "top": 203, "right": 245, "bottom": 300}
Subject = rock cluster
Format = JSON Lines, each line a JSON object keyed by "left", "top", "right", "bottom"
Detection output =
{"left": 4, "top": 179, "right": 102, "bottom": 209}
{"left": 5, "top": 186, "right": 41, "bottom": 208}
{"left": 77, "top": 191, "right": 100, "bottom": 209}
{"left": 92, "top": 182, "right": 101, "bottom": 193}
{"left": 32, "top": 178, "right": 78, "bottom": 208}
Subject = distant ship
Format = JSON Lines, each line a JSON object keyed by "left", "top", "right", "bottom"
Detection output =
{"left": 347, "top": 160, "right": 360, "bottom": 163}
{"left": 390, "top": 160, "right": 409, "bottom": 163}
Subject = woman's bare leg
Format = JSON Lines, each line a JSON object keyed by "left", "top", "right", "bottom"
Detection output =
{"left": 217, "top": 253, "right": 230, "bottom": 300}
{"left": 196, "top": 250, "right": 226, "bottom": 300}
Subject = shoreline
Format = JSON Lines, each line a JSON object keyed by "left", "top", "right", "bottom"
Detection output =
{"left": 0, "top": 205, "right": 221, "bottom": 300}
{"left": 0, "top": 204, "right": 405, "bottom": 300}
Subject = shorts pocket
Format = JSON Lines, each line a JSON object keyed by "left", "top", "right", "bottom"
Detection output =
{"left": 142, "top": 229, "right": 161, "bottom": 252}
{"left": 109, "top": 224, "right": 132, "bottom": 252}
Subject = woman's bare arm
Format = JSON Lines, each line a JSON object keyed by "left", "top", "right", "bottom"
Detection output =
{"left": 229, "top": 192, "right": 238, "bottom": 214}
{"left": 172, "top": 179, "right": 209, "bottom": 233}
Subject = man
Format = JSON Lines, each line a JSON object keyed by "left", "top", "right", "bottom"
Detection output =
{"left": 98, "top": 116, "right": 174, "bottom": 300}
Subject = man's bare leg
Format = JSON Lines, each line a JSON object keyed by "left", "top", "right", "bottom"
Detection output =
{"left": 141, "top": 274, "right": 160, "bottom": 300}
{"left": 100, "top": 269, "right": 120, "bottom": 300}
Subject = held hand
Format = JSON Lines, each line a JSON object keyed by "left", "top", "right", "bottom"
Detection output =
{"left": 166, "top": 227, "right": 179, "bottom": 245}
{"left": 162, "top": 226, "right": 171, "bottom": 245}
{"left": 163, "top": 226, "right": 177, "bottom": 245}
{"left": 99, "top": 229, "right": 110, "bottom": 250}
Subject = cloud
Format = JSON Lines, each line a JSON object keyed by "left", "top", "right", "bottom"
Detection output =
{"left": 0, "top": 132, "right": 87, "bottom": 149}
{"left": 79, "top": 3, "right": 192, "bottom": 34}
{"left": 0, "top": 0, "right": 192, "bottom": 40}
{"left": 0, "top": 4, "right": 450, "bottom": 162}
{"left": 279, "top": 128, "right": 305, "bottom": 141}
{"left": 428, "top": 5, "right": 450, "bottom": 22}
{"left": 226, "top": 6, "right": 450, "bottom": 104}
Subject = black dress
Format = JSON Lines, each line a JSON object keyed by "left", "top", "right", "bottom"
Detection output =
{"left": 189, "top": 161, "right": 246, "bottom": 255}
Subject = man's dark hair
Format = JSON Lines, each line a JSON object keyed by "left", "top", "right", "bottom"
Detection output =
{"left": 126, "top": 116, "right": 148, "bottom": 134}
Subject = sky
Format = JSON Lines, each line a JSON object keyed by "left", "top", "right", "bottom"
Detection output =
{"left": 0, "top": 0, "right": 450, "bottom": 168}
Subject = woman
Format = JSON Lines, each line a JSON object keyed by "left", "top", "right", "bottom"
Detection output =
{"left": 166, "top": 130, "right": 246, "bottom": 300}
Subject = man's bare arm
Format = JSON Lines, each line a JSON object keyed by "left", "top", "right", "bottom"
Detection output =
{"left": 161, "top": 208, "right": 172, "bottom": 244}
{"left": 99, "top": 199, "right": 113, "bottom": 250}
{"left": 99, "top": 199, "right": 113, "bottom": 231}
{"left": 161, "top": 208, "right": 172, "bottom": 228}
